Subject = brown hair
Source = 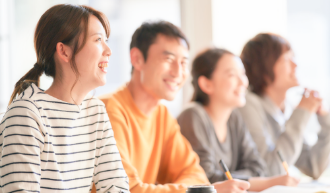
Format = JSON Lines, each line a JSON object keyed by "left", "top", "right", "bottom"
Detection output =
{"left": 130, "top": 21, "right": 189, "bottom": 72}
{"left": 9, "top": 4, "right": 110, "bottom": 105}
{"left": 191, "top": 48, "right": 233, "bottom": 106}
{"left": 240, "top": 33, "right": 291, "bottom": 95}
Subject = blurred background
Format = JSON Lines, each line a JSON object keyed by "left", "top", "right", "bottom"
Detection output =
{"left": 1, "top": 0, "right": 330, "bottom": 181}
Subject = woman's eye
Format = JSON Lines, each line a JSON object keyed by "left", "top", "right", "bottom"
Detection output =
{"left": 97, "top": 38, "right": 101, "bottom": 41}
{"left": 228, "top": 73, "right": 235, "bottom": 77}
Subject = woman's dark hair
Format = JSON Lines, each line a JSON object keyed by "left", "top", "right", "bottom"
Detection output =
{"left": 191, "top": 48, "right": 233, "bottom": 106}
{"left": 9, "top": 4, "right": 110, "bottom": 105}
{"left": 240, "top": 33, "right": 291, "bottom": 95}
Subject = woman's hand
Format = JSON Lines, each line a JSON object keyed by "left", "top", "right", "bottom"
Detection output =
{"left": 317, "top": 103, "right": 329, "bottom": 116}
{"left": 248, "top": 175, "right": 299, "bottom": 192}
{"left": 212, "top": 179, "right": 250, "bottom": 193}
{"left": 298, "top": 89, "right": 322, "bottom": 113}
{"left": 266, "top": 175, "right": 300, "bottom": 187}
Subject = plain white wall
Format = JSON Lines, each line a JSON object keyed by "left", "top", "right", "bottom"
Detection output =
{"left": 212, "top": 0, "right": 287, "bottom": 55}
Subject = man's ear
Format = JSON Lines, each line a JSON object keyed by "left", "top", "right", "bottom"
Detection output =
{"left": 198, "top": 76, "right": 213, "bottom": 95}
{"left": 130, "top": 47, "right": 145, "bottom": 71}
{"left": 55, "top": 42, "right": 72, "bottom": 63}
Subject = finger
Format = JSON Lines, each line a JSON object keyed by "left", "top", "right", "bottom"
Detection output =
{"left": 232, "top": 185, "right": 246, "bottom": 193}
{"left": 304, "top": 88, "right": 310, "bottom": 98}
{"left": 313, "top": 91, "right": 320, "bottom": 98}
{"left": 235, "top": 180, "right": 250, "bottom": 190}
{"left": 309, "top": 90, "right": 316, "bottom": 98}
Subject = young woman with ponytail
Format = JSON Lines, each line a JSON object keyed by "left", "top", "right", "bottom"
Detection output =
{"left": 0, "top": 4, "right": 129, "bottom": 193}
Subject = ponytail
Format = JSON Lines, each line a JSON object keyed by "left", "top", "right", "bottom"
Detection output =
{"left": 8, "top": 63, "right": 44, "bottom": 105}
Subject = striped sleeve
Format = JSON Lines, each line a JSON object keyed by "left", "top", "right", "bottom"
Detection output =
{"left": 0, "top": 99, "right": 45, "bottom": 193}
{"left": 93, "top": 106, "right": 129, "bottom": 193}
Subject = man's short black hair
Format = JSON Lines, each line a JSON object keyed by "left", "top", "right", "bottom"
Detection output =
{"left": 130, "top": 21, "right": 190, "bottom": 64}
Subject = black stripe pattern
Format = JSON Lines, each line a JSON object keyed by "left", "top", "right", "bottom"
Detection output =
{"left": 0, "top": 84, "right": 129, "bottom": 192}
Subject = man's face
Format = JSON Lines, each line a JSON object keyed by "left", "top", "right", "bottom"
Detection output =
{"left": 138, "top": 34, "right": 189, "bottom": 101}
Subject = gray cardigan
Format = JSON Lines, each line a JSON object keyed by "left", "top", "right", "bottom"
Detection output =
{"left": 177, "top": 103, "right": 266, "bottom": 183}
{"left": 239, "top": 91, "right": 330, "bottom": 179}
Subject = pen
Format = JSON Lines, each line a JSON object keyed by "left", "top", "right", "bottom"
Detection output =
{"left": 219, "top": 159, "right": 233, "bottom": 180}
{"left": 277, "top": 150, "right": 290, "bottom": 175}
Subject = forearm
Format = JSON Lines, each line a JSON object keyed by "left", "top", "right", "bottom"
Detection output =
{"left": 295, "top": 113, "right": 330, "bottom": 179}
{"left": 130, "top": 182, "right": 187, "bottom": 193}
{"left": 261, "top": 108, "right": 311, "bottom": 176}
{"left": 248, "top": 177, "right": 270, "bottom": 192}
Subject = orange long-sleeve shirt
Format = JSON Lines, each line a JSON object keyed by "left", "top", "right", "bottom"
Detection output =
{"left": 98, "top": 85, "right": 209, "bottom": 193}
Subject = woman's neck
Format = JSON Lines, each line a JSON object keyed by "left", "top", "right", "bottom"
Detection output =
{"left": 45, "top": 78, "right": 89, "bottom": 105}
{"left": 264, "top": 86, "right": 287, "bottom": 111}
{"left": 203, "top": 100, "right": 233, "bottom": 143}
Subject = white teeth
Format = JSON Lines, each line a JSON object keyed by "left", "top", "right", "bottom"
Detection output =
{"left": 98, "top": 63, "right": 108, "bottom": 68}
{"left": 165, "top": 81, "right": 180, "bottom": 90}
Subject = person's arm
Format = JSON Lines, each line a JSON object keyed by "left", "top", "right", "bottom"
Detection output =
{"left": 239, "top": 94, "right": 311, "bottom": 176}
{"left": 230, "top": 110, "right": 266, "bottom": 179}
{"left": 160, "top": 109, "right": 211, "bottom": 186}
{"left": 295, "top": 112, "right": 330, "bottom": 179}
{"left": 248, "top": 175, "right": 300, "bottom": 192}
{"left": 106, "top": 106, "right": 191, "bottom": 193}
{"left": 0, "top": 100, "right": 44, "bottom": 192}
{"left": 177, "top": 108, "right": 227, "bottom": 183}
{"left": 92, "top": 105, "right": 130, "bottom": 193}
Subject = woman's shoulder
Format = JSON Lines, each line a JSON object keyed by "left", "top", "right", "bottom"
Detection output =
{"left": 8, "top": 84, "right": 41, "bottom": 112}
{"left": 178, "top": 102, "right": 206, "bottom": 121}
{"left": 244, "top": 91, "right": 264, "bottom": 109}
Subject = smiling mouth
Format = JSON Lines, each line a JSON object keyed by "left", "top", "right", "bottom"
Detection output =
{"left": 98, "top": 63, "right": 108, "bottom": 73}
{"left": 164, "top": 80, "right": 181, "bottom": 91}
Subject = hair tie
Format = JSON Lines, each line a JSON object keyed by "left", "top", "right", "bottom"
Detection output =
{"left": 33, "top": 63, "right": 40, "bottom": 70}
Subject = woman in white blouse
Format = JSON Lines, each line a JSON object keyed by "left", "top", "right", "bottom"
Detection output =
{"left": 0, "top": 4, "right": 129, "bottom": 193}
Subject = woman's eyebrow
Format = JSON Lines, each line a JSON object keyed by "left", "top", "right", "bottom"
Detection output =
{"left": 90, "top": 32, "right": 104, "bottom": 37}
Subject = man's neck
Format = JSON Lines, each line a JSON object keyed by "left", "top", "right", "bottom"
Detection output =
{"left": 127, "top": 80, "right": 159, "bottom": 116}
{"left": 264, "top": 86, "right": 287, "bottom": 111}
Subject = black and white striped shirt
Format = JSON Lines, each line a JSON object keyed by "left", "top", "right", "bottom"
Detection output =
{"left": 0, "top": 84, "right": 129, "bottom": 193}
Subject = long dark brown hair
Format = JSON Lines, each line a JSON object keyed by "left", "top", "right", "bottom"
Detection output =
{"left": 9, "top": 4, "right": 110, "bottom": 105}
{"left": 191, "top": 48, "right": 233, "bottom": 105}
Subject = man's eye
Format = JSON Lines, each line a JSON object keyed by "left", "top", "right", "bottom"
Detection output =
{"left": 167, "top": 58, "right": 174, "bottom": 62}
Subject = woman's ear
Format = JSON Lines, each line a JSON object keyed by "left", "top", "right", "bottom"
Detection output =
{"left": 55, "top": 42, "right": 72, "bottom": 63}
{"left": 198, "top": 76, "right": 213, "bottom": 95}
{"left": 130, "top": 47, "right": 145, "bottom": 71}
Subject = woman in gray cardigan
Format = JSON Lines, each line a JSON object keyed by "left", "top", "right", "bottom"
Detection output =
{"left": 239, "top": 33, "right": 330, "bottom": 179}
{"left": 178, "top": 48, "right": 299, "bottom": 192}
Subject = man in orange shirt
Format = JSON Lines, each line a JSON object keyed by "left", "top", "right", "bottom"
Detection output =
{"left": 99, "top": 21, "right": 250, "bottom": 193}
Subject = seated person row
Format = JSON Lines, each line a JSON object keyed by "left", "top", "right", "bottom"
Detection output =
{"left": 239, "top": 33, "right": 330, "bottom": 179}
{"left": 177, "top": 48, "right": 299, "bottom": 192}
{"left": 99, "top": 22, "right": 250, "bottom": 193}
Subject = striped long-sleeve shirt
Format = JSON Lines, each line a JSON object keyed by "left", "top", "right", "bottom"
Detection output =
{"left": 0, "top": 83, "right": 129, "bottom": 193}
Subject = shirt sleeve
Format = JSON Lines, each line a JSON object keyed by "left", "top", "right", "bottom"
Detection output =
{"left": 295, "top": 113, "right": 330, "bottom": 179}
{"left": 159, "top": 109, "right": 210, "bottom": 186}
{"left": 0, "top": 99, "right": 45, "bottom": 193}
{"left": 106, "top": 105, "right": 208, "bottom": 193}
{"left": 93, "top": 106, "right": 130, "bottom": 193}
{"left": 239, "top": 95, "right": 311, "bottom": 177}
